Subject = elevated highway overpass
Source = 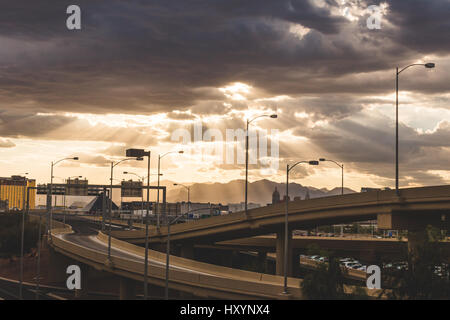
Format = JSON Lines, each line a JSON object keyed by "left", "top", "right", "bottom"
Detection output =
{"left": 206, "top": 235, "right": 450, "bottom": 263}
{"left": 111, "top": 185, "right": 450, "bottom": 275}
{"left": 113, "top": 186, "right": 450, "bottom": 244}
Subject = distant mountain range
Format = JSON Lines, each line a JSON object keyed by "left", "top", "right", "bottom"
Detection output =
{"left": 166, "top": 179, "right": 356, "bottom": 205}
{"left": 34, "top": 179, "right": 356, "bottom": 207}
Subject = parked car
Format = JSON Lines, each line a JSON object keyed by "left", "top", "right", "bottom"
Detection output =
{"left": 342, "top": 261, "right": 360, "bottom": 268}
{"left": 357, "top": 265, "right": 367, "bottom": 272}
{"left": 393, "top": 262, "right": 408, "bottom": 270}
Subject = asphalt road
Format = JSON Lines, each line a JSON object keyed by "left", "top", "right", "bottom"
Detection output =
{"left": 52, "top": 213, "right": 212, "bottom": 275}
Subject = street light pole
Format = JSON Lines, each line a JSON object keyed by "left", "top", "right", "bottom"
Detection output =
{"left": 174, "top": 183, "right": 190, "bottom": 213}
{"left": 108, "top": 162, "right": 113, "bottom": 261}
{"left": 156, "top": 151, "right": 183, "bottom": 231}
{"left": 124, "top": 148, "right": 151, "bottom": 300}
{"left": 35, "top": 208, "right": 42, "bottom": 300}
{"left": 164, "top": 207, "right": 207, "bottom": 299}
{"left": 396, "top": 67, "right": 399, "bottom": 194}
{"left": 245, "top": 119, "right": 249, "bottom": 216}
{"left": 395, "top": 62, "right": 435, "bottom": 195}
{"left": 283, "top": 160, "right": 319, "bottom": 294}
{"left": 143, "top": 151, "right": 151, "bottom": 300}
{"left": 48, "top": 157, "right": 78, "bottom": 238}
{"left": 19, "top": 186, "right": 29, "bottom": 300}
{"left": 107, "top": 157, "right": 143, "bottom": 262}
{"left": 245, "top": 114, "right": 277, "bottom": 217}
{"left": 157, "top": 155, "right": 161, "bottom": 230}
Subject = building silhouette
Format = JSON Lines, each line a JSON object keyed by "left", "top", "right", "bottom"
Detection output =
{"left": 272, "top": 187, "right": 280, "bottom": 204}
{"left": 304, "top": 189, "right": 310, "bottom": 200}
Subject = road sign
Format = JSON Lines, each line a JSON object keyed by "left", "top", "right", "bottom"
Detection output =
{"left": 65, "top": 178, "right": 88, "bottom": 196}
{"left": 126, "top": 148, "right": 146, "bottom": 158}
{"left": 121, "top": 180, "right": 142, "bottom": 197}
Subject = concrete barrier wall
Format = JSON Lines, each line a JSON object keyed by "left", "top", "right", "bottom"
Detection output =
{"left": 96, "top": 232, "right": 303, "bottom": 296}
{"left": 112, "top": 185, "right": 450, "bottom": 243}
{"left": 49, "top": 228, "right": 303, "bottom": 299}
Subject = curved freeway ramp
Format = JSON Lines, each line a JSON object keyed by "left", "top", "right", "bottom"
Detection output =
{"left": 50, "top": 225, "right": 303, "bottom": 299}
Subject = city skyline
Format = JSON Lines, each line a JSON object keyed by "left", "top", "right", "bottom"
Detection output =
{"left": 1, "top": 0, "right": 450, "bottom": 191}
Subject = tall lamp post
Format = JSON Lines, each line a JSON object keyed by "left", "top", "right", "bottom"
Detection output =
{"left": 19, "top": 172, "right": 29, "bottom": 212}
{"left": 48, "top": 157, "right": 78, "bottom": 237}
{"left": 123, "top": 172, "right": 146, "bottom": 224}
{"left": 395, "top": 62, "right": 435, "bottom": 194}
{"left": 173, "top": 183, "right": 190, "bottom": 213}
{"left": 284, "top": 160, "right": 319, "bottom": 294}
{"left": 245, "top": 114, "right": 277, "bottom": 216}
{"left": 319, "top": 158, "right": 344, "bottom": 195}
{"left": 156, "top": 150, "right": 184, "bottom": 230}
{"left": 107, "top": 156, "right": 143, "bottom": 263}
{"left": 163, "top": 207, "right": 207, "bottom": 300}
{"left": 125, "top": 149, "right": 151, "bottom": 300}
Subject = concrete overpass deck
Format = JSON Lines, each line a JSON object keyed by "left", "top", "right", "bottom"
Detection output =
{"left": 112, "top": 185, "right": 450, "bottom": 245}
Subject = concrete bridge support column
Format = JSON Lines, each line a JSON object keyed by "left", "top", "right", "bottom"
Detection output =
{"left": 47, "top": 246, "right": 77, "bottom": 284}
{"left": 119, "top": 277, "right": 136, "bottom": 300}
{"left": 292, "top": 251, "right": 301, "bottom": 277}
{"left": 360, "top": 249, "right": 378, "bottom": 264}
{"left": 276, "top": 229, "right": 293, "bottom": 276}
{"left": 257, "top": 252, "right": 268, "bottom": 273}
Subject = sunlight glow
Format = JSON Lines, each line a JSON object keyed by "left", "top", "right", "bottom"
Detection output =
{"left": 289, "top": 24, "right": 311, "bottom": 40}
{"left": 219, "top": 82, "right": 252, "bottom": 101}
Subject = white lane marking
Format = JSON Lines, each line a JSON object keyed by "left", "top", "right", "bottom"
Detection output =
{"left": 89, "top": 236, "right": 212, "bottom": 275}
{"left": 58, "top": 232, "right": 211, "bottom": 276}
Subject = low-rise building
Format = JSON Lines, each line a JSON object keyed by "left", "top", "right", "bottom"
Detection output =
{"left": 0, "top": 175, "right": 36, "bottom": 210}
{"left": 227, "top": 202, "right": 260, "bottom": 213}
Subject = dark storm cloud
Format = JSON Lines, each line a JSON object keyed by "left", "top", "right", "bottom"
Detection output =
{"left": 0, "top": 110, "right": 74, "bottom": 138}
{"left": 1, "top": 0, "right": 346, "bottom": 113}
{"left": 0, "top": 110, "right": 159, "bottom": 145}
{"left": 386, "top": 0, "right": 450, "bottom": 53}
{"left": 1, "top": 0, "right": 449, "bottom": 117}
{"left": 1, "top": 0, "right": 449, "bottom": 186}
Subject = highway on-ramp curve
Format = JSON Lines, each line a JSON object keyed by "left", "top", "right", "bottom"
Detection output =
{"left": 50, "top": 218, "right": 304, "bottom": 299}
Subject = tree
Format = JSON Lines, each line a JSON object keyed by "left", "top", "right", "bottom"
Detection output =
{"left": 0, "top": 214, "right": 41, "bottom": 259}
{"left": 382, "top": 226, "right": 449, "bottom": 300}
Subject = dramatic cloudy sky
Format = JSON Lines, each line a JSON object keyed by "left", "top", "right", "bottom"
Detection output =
{"left": 1, "top": 0, "right": 449, "bottom": 192}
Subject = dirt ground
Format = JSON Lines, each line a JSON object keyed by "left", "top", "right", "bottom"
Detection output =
{"left": 0, "top": 246, "right": 54, "bottom": 285}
